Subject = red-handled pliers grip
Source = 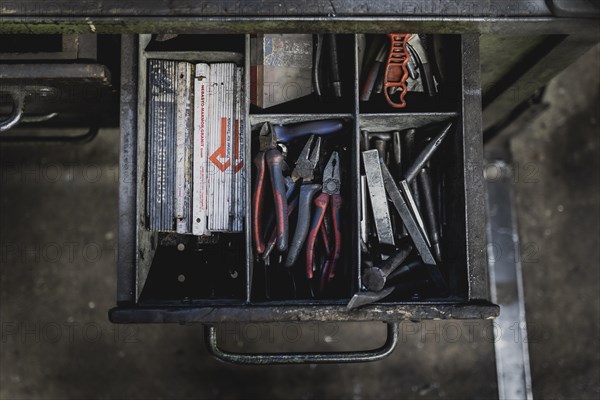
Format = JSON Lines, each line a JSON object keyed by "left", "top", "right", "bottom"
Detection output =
{"left": 327, "top": 194, "right": 343, "bottom": 280}
{"left": 306, "top": 152, "right": 342, "bottom": 284}
{"left": 252, "top": 149, "right": 289, "bottom": 255}
{"left": 305, "top": 193, "right": 330, "bottom": 279}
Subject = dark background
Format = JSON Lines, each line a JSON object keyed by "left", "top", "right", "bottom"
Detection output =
{"left": 0, "top": 45, "right": 598, "bottom": 399}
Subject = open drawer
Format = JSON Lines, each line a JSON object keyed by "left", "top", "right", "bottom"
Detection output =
{"left": 110, "top": 33, "right": 498, "bottom": 363}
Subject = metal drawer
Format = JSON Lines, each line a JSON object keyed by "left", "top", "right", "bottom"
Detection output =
{"left": 110, "top": 33, "right": 498, "bottom": 363}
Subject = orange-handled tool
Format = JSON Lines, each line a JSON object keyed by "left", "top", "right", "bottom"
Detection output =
{"left": 383, "top": 33, "right": 412, "bottom": 109}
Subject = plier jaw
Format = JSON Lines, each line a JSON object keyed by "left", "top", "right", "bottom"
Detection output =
{"left": 322, "top": 151, "right": 341, "bottom": 195}
{"left": 291, "top": 135, "right": 322, "bottom": 182}
{"left": 258, "top": 122, "right": 278, "bottom": 151}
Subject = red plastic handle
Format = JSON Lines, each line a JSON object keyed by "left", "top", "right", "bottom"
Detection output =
{"left": 328, "top": 194, "right": 343, "bottom": 280}
{"left": 252, "top": 152, "right": 267, "bottom": 255}
{"left": 305, "top": 193, "right": 329, "bottom": 279}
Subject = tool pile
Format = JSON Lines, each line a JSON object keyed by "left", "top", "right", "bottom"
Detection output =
{"left": 251, "top": 119, "right": 348, "bottom": 298}
{"left": 349, "top": 122, "right": 453, "bottom": 309}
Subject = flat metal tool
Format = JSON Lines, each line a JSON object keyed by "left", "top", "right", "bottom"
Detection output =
{"left": 313, "top": 34, "right": 323, "bottom": 97}
{"left": 327, "top": 34, "right": 342, "bottom": 97}
{"left": 379, "top": 160, "right": 436, "bottom": 266}
{"left": 347, "top": 279, "right": 430, "bottom": 310}
{"left": 419, "top": 167, "right": 442, "bottom": 262}
{"left": 360, "top": 175, "right": 369, "bottom": 246}
{"left": 400, "top": 180, "right": 430, "bottom": 246}
{"left": 362, "top": 150, "right": 395, "bottom": 246}
{"left": 404, "top": 122, "right": 452, "bottom": 184}
{"left": 347, "top": 286, "right": 395, "bottom": 310}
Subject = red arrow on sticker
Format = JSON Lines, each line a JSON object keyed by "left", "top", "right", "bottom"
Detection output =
{"left": 209, "top": 117, "right": 232, "bottom": 172}
{"left": 233, "top": 119, "right": 244, "bottom": 173}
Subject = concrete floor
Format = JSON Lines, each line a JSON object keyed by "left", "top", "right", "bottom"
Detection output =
{"left": 1, "top": 47, "right": 598, "bottom": 399}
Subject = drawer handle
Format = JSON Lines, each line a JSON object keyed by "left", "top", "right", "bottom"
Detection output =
{"left": 204, "top": 322, "right": 399, "bottom": 364}
{"left": 0, "top": 90, "right": 26, "bottom": 133}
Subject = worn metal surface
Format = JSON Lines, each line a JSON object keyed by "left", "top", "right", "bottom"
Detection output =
{"left": 362, "top": 149, "right": 395, "bottom": 246}
{"left": 117, "top": 35, "right": 138, "bottom": 304}
{"left": 359, "top": 112, "right": 457, "bottom": 132}
{"left": 509, "top": 45, "right": 600, "bottom": 399}
{"left": 480, "top": 35, "right": 546, "bottom": 97}
{"left": 250, "top": 34, "right": 313, "bottom": 108}
{"left": 0, "top": 63, "right": 117, "bottom": 129}
{"left": 0, "top": 1, "right": 598, "bottom": 35}
{"left": 134, "top": 35, "right": 158, "bottom": 301}
{"left": 0, "top": 63, "right": 111, "bottom": 82}
{"left": 0, "top": 1, "right": 554, "bottom": 18}
{"left": 459, "top": 34, "right": 490, "bottom": 302}
{"left": 249, "top": 114, "right": 353, "bottom": 130}
{"left": 482, "top": 34, "right": 599, "bottom": 131}
{"left": 485, "top": 159, "right": 533, "bottom": 400}
{"left": 0, "top": 34, "right": 97, "bottom": 60}
{"left": 109, "top": 302, "right": 499, "bottom": 323}
{"left": 0, "top": 125, "right": 99, "bottom": 143}
{"left": 142, "top": 50, "right": 243, "bottom": 64}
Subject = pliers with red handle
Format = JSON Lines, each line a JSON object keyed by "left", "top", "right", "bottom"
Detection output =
{"left": 306, "top": 151, "right": 342, "bottom": 285}
{"left": 253, "top": 122, "right": 289, "bottom": 255}
{"left": 253, "top": 120, "right": 346, "bottom": 256}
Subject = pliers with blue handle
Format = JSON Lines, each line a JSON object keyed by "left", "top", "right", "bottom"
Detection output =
{"left": 284, "top": 135, "right": 322, "bottom": 267}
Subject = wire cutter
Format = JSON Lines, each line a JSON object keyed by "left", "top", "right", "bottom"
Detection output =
{"left": 305, "top": 151, "right": 342, "bottom": 282}
{"left": 252, "top": 122, "right": 289, "bottom": 255}
{"left": 284, "top": 135, "right": 322, "bottom": 267}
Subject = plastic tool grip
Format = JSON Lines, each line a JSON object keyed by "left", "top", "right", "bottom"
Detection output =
{"left": 262, "top": 180, "right": 298, "bottom": 249}
{"left": 252, "top": 152, "right": 267, "bottom": 255}
{"left": 320, "top": 224, "right": 331, "bottom": 257}
{"left": 305, "top": 193, "right": 330, "bottom": 279}
{"left": 285, "top": 183, "right": 322, "bottom": 267}
{"left": 262, "top": 192, "right": 300, "bottom": 261}
{"left": 384, "top": 33, "right": 411, "bottom": 109}
{"left": 327, "top": 194, "right": 343, "bottom": 280}
{"left": 265, "top": 149, "right": 289, "bottom": 253}
{"left": 273, "top": 119, "right": 344, "bottom": 144}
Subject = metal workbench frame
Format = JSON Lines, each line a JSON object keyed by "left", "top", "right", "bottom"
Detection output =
{"left": 0, "top": 0, "right": 598, "bottom": 35}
